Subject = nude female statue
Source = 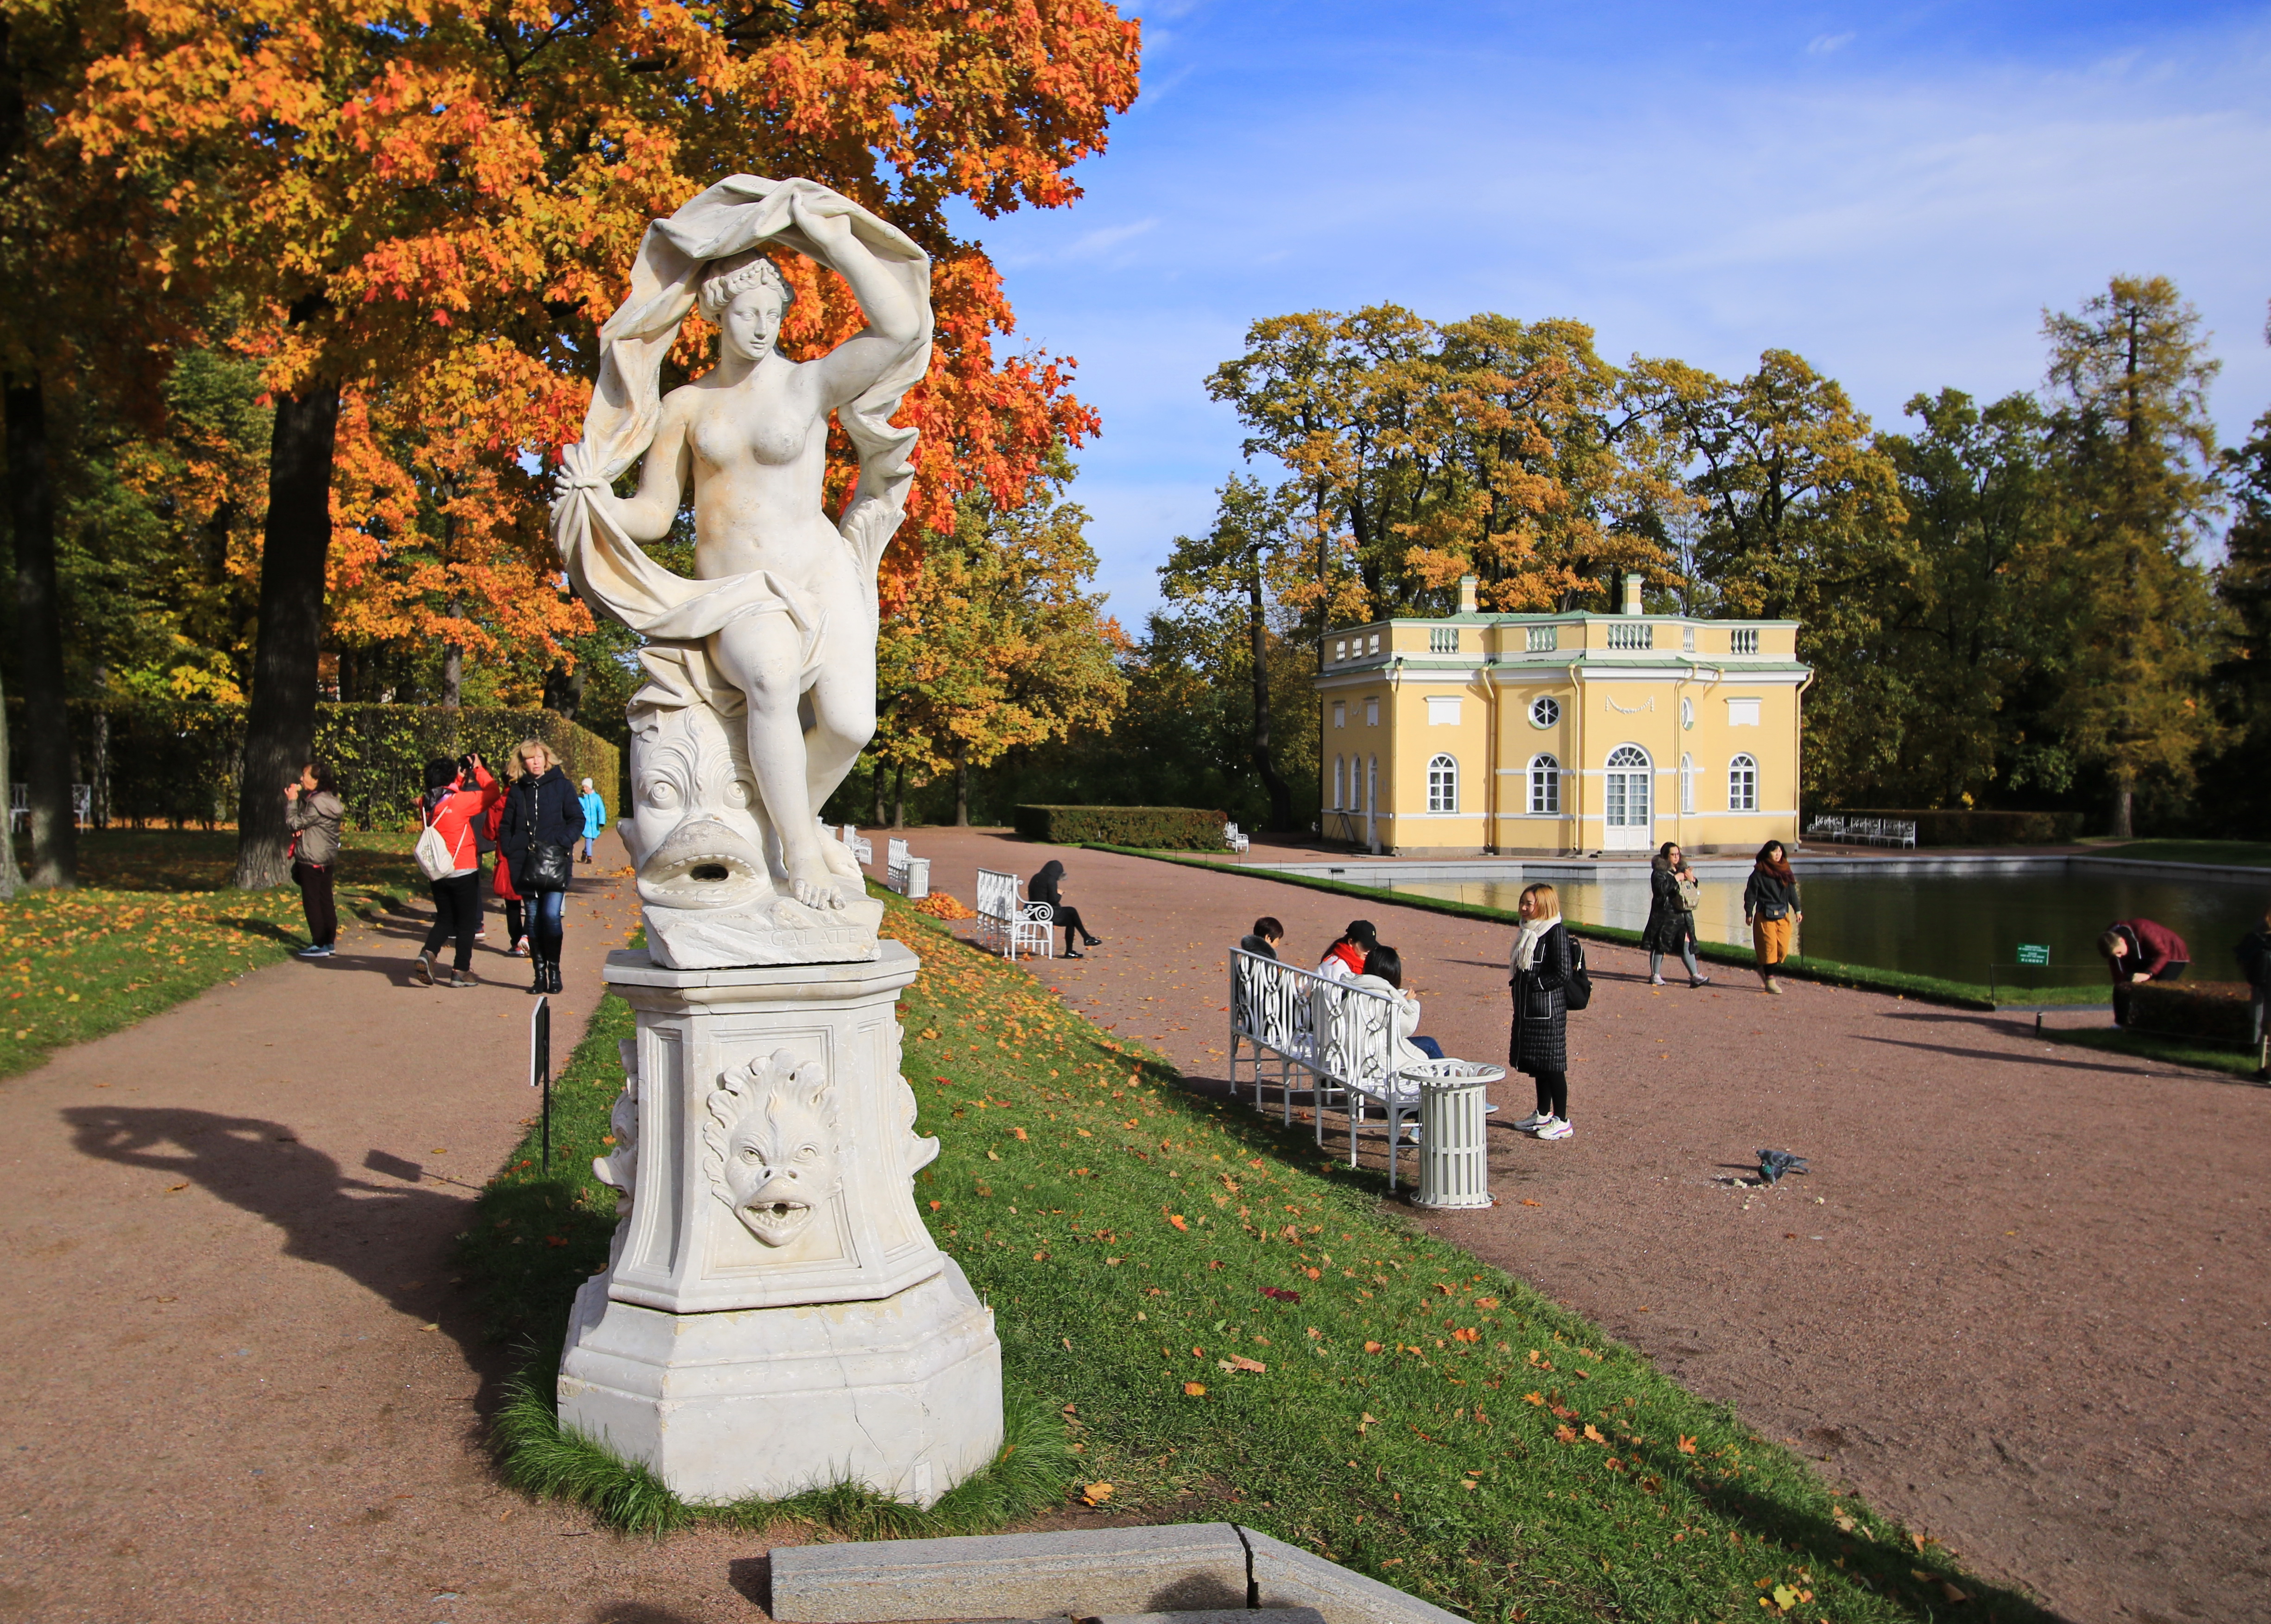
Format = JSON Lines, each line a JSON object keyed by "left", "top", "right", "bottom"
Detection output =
{"left": 552, "top": 177, "right": 932, "bottom": 939}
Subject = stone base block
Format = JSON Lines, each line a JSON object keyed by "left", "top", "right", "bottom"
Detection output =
{"left": 556, "top": 1257, "right": 1001, "bottom": 1507}
{"left": 768, "top": 1524, "right": 1252, "bottom": 1622}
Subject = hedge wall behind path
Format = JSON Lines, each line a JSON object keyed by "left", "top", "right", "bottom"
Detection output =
{"left": 1011, "top": 804, "right": 1230, "bottom": 850}
{"left": 1826, "top": 809, "right": 2091, "bottom": 846}
{"left": 39, "top": 700, "right": 620, "bottom": 834}
{"left": 2123, "top": 979, "right": 2258, "bottom": 1045}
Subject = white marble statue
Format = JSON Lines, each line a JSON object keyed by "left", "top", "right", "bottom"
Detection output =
{"left": 552, "top": 176, "right": 931, "bottom": 967}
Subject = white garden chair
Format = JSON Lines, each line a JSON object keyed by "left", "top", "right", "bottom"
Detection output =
{"left": 1224, "top": 820, "right": 1250, "bottom": 854}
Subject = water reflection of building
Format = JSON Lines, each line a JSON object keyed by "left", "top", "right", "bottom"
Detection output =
{"left": 1315, "top": 575, "right": 1810, "bottom": 856}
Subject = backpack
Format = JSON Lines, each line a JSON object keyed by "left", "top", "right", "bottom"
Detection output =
{"left": 1562, "top": 933, "right": 1594, "bottom": 1012}
{"left": 414, "top": 806, "right": 458, "bottom": 881}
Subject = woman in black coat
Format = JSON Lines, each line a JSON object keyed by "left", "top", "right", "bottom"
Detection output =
{"left": 1641, "top": 840, "right": 1710, "bottom": 988}
{"left": 1509, "top": 881, "right": 1574, "bottom": 1140}
{"left": 498, "top": 740, "right": 582, "bottom": 993}
{"left": 1028, "top": 860, "right": 1103, "bottom": 957}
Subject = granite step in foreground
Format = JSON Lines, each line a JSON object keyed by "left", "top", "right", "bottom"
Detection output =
{"left": 767, "top": 1523, "right": 1464, "bottom": 1624}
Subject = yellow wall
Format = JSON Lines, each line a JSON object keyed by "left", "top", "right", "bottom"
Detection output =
{"left": 1317, "top": 617, "right": 1805, "bottom": 854}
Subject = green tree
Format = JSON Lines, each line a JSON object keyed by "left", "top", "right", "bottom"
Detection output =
{"left": 1643, "top": 350, "right": 1911, "bottom": 802}
{"left": 1159, "top": 477, "right": 1308, "bottom": 830}
{"left": 2204, "top": 374, "right": 2271, "bottom": 834}
{"left": 1869, "top": 389, "right": 2071, "bottom": 807}
{"left": 874, "top": 458, "right": 1129, "bottom": 827}
{"left": 2041, "top": 275, "right": 2227, "bottom": 836}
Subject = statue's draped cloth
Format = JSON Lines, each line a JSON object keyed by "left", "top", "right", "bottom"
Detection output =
{"left": 553, "top": 177, "right": 934, "bottom": 688}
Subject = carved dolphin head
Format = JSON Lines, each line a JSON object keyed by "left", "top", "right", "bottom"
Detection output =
{"left": 703, "top": 1052, "right": 836, "bottom": 1247}
{"left": 627, "top": 701, "right": 771, "bottom": 912}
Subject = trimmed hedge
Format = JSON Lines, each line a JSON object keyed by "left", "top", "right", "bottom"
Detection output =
{"left": 2123, "top": 978, "right": 2258, "bottom": 1045}
{"left": 28, "top": 699, "right": 619, "bottom": 834}
{"left": 1827, "top": 808, "right": 2090, "bottom": 846}
{"left": 1012, "top": 804, "right": 1230, "bottom": 850}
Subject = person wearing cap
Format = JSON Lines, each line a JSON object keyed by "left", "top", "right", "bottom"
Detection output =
{"left": 577, "top": 776, "right": 608, "bottom": 864}
{"left": 1317, "top": 920, "right": 1377, "bottom": 983}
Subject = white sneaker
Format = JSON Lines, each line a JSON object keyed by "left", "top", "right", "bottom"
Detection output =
{"left": 1649, "top": 975, "right": 1665, "bottom": 987}
{"left": 1534, "top": 1116, "right": 1573, "bottom": 1141}
{"left": 1513, "top": 1109, "right": 1553, "bottom": 1131}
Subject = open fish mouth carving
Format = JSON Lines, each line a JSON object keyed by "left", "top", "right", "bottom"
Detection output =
{"left": 736, "top": 1189, "right": 815, "bottom": 1245}
{"left": 637, "top": 818, "right": 770, "bottom": 911}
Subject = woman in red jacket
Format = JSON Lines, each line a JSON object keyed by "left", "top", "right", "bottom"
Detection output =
{"left": 414, "top": 753, "right": 501, "bottom": 988}
{"left": 485, "top": 760, "right": 529, "bottom": 958}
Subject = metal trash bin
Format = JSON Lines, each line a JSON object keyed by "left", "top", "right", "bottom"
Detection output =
{"left": 1411, "top": 1060, "right": 1503, "bottom": 1210}
{"left": 902, "top": 856, "right": 931, "bottom": 900}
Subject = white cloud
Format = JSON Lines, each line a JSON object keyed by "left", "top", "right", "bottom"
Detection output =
{"left": 1808, "top": 31, "right": 1855, "bottom": 56}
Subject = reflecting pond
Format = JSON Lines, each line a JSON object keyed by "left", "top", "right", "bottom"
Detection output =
{"left": 1380, "top": 870, "right": 2271, "bottom": 990}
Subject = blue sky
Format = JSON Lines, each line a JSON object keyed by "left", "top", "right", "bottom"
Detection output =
{"left": 941, "top": 1, "right": 2271, "bottom": 621}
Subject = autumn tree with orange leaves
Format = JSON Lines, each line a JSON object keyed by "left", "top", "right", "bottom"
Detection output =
{"left": 56, "top": 0, "right": 1139, "bottom": 885}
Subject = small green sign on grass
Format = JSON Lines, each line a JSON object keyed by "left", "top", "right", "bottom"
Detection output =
{"left": 2016, "top": 943, "right": 2051, "bottom": 967}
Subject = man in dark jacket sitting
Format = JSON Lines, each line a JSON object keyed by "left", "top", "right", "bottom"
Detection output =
{"left": 1238, "top": 917, "right": 1284, "bottom": 961}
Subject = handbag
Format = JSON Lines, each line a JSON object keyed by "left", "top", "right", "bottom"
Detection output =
{"left": 1676, "top": 876, "right": 1702, "bottom": 912}
{"left": 520, "top": 840, "right": 573, "bottom": 892}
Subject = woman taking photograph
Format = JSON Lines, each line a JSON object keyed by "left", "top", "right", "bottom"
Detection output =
{"left": 284, "top": 761, "right": 345, "bottom": 959}
{"left": 414, "top": 753, "right": 499, "bottom": 988}
{"left": 498, "top": 739, "right": 581, "bottom": 993}
{"left": 486, "top": 754, "right": 530, "bottom": 958}
{"left": 1028, "top": 860, "right": 1103, "bottom": 958}
{"left": 1642, "top": 840, "right": 1710, "bottom": 988}
{"left": 1742, "top": 840, "right": 1803, "bottom": 995}
{"left": 1509, "top": 883, "right": 1575, "bottom": 1140}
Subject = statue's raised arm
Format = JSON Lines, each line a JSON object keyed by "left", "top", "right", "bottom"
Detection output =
{"left": 551, "top": 177, "right": 933, "bottom": 969}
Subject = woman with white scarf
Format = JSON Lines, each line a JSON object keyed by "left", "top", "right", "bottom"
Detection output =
{"left": 1508, "top": 882, "right": 1575, "bottom": 1140}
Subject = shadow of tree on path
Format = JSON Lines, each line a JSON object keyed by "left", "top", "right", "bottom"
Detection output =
{"left": 62, "top": 1103, "right": 497, "bottom": 1370}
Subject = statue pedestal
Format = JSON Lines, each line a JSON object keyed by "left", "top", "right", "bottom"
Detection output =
{"left": 558, "top": 944, "right": 1002, "bottom": 1506}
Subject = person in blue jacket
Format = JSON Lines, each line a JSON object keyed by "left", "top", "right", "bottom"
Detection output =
{"left": 577, "top": 776, "right": 608, "bottom": 864}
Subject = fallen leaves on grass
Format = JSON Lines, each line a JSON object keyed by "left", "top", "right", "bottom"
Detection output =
{"left": 1078, "top": 1481, "right": 1114, "bottom": 1505}
{"left": 913, "top": 892, "right": 976, "bottom": 920}
{"left": 1183, "top": 1381, "right": 1206, "bottom": 1397}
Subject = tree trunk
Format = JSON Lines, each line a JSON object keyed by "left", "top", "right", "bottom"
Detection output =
{"left": 1247, "top": 561, "right": 1292, "bottom": 831}
{"left": 233, "top": 381, "right": 341, "bottom": 889}
{"left": 0, "top": 665, "right": 19, "bottom": 899}
{"left": 890, "top": 762, "right": 905, "bottom": 829}
{"left": 953, "top": 745, "right": 970, "bottom": 827}
{"left": 441, "top": 641, "right": 463, "bottom": 706}
{"left": 2111, "top": 771, "right": 2134, "bottom": 839}
{"left": 870, "top": 756, "right": 885, "bottom": 827}
{"left": 4, "top": 372, "right": 76, "bottom": 888}
{"left": 89, "top": 662, "right": 108, "bottom": 829}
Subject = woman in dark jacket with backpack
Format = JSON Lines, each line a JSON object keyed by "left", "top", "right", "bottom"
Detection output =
{"left": 1509, "top": 882, "right": 1577, "bottom": 1141}
{"left": 498, "top": 739, "right": 580, "bottom": 993}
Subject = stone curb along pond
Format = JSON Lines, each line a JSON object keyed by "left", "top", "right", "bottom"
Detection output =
{"left": 1099, "top": 848, "right": 2271, "bottom": 1006}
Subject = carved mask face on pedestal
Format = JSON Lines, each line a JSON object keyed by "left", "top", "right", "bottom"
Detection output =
{"left": 626, "top": 700, "right": 774, "bottom": 912}
{"left": 702, "top": 1052, "right": 837, "bottom": 1247}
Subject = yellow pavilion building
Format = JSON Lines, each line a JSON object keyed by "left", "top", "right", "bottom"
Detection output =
{"left": 1314, "top": 577, "right": 1810, "bottom": 856}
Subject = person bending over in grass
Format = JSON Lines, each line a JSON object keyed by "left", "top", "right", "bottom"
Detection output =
{"left": 1316, "top": 919, "right": 1376, "bottom": 983}
{"left": 1509, "top": 882, "right": 1575, "bottom": 1140}
{"left": 284, "top": 761, "right": 345, "bottom": 959}
{"left": 1238, "top": 916, "right": 1284, "bottom": 960}
{"left": 1028, "top": 860, "right": 1103, "bottom": 958}
{"left": 2100, "top": 917, "right": 2190, "bottom": 1030}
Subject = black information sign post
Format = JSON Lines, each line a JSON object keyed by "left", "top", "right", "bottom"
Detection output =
{"left": 530, "top": 996, "right": 553, "bottom": 1166}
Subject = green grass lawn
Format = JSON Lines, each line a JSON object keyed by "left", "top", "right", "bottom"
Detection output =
{"left": 2098, "top": 839, "right": 2271, "bottom": 869}
{"left": 0, "top": 829, "right": 424, "bottom": 1080}
{"left": 2037, "top": 1022, "right": 2267, "bottom": 1079}
{"left": 469, "top": 890, "right": 2055, "bottom": 1624}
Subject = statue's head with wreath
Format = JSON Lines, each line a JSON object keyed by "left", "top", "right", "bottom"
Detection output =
{"left": 700, "top": 251, "right": 794, "bottom": 362}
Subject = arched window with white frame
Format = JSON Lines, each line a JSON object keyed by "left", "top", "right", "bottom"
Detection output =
{"left": 1426, "top": 753, "right": 1458, "bottom": 813}
{"left": 1728, "top": 752, "right": 1759, "bottom": 812}
{"left": 1679, "top": 753, "right": 1696, "bottom": 814}
{"left": 1528, "top": 753, "right": 1560, "bottom": 814}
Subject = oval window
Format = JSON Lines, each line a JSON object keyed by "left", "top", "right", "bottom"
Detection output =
{"left": 1528, "top": 695, "right": 1561, "bottom": 728}
{"left": 1680, "top": 697, "right": 1694, "bottom": 730}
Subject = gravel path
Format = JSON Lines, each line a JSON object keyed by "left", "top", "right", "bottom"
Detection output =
{"left": 909, "top": 829, "right": 2271, "bottom": 1624}
{"left": 12, "top": 825, "right": 2265, "bottom": 1624}
{"left": 2, "top": 835, "right": 764, "bottom": 1624}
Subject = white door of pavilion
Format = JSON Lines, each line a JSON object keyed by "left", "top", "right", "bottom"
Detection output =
{"left": 1602, "top": 744, "right": 1653, "bottom": 851}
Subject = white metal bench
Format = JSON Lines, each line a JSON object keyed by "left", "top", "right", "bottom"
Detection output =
{"left": 1229, "top": 948, "right": 1501, "bottom": 1193}
{"left": 839, "top": 824, "right": 875, "bottom": 866}
{"left": 976, "top": 866, "right": 1054, "bottom": 959}
{"left": 1804, "top": 813, "right": 1917, "bottom": 849}
{"left": 1224, "top": 820, "right": 1250, "bottom": 855}
{"left": 886, "top": 837, "right": 912, "bottom": 892}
